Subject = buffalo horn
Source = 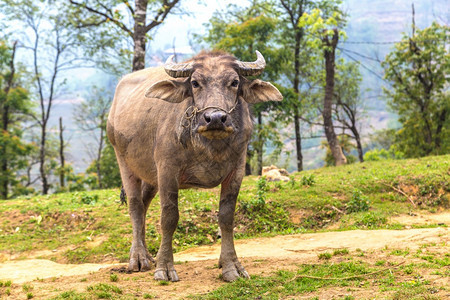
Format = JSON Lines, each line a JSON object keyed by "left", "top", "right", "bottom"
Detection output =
{"left": 236, "top": 50, "right": 266, "bottom": 76}
{"left": 164, "top": 55, "right": 194, "bottom": 78}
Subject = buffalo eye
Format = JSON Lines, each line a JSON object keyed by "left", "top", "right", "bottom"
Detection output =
{"left": 231, "top": 79, "right": 239, "bottom": 87}
{"left": 191, "top": 80, "right": 200, "bottom": 88}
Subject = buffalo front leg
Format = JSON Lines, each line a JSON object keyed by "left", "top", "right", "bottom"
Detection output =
{"left": 154, "top": 172, "right": 179, "bottom": 282}
{"left": 218, "top": 168, "right": 249, "bottom": 282}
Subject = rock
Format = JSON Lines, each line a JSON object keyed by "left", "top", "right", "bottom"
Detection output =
{"left": 262, "top": 165, "right": 290, "bottom": 182}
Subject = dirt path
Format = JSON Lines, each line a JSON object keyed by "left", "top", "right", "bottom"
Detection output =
{"left": 0, "top": 213, "right": 449, "bottom": 299}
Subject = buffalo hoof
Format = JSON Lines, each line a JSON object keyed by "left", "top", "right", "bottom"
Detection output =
{"left": 154, "top": 266, "right": 179, "bottom": 282}
{"left": 128, "top": 247, "right": 155, "bottom": 272}
{"left": 220, "top": 260, "right": 250, "bottom": 282}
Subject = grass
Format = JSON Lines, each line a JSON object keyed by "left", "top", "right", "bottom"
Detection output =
{"left": 188, "top": 259, "right": 439, "bottom": 299}
{"left": 190, "top": 244, "right": 449, "bottom": 300}
{"left": 50, "top": 283, "right": 124, "bottom": 300}
{"left": 0, "top": 155, "right": 448, "bottom": 264}
{"left": 0, "top": 155, "right": 448, "bottom": 299}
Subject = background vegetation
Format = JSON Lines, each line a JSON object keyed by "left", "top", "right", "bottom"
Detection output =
{"left": 0, "top": 0, "right": 448, "bottom": 198}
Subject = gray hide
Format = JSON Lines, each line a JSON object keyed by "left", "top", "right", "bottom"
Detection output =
{"left": 107, "top": 50, "right": 282, "bottom": 282}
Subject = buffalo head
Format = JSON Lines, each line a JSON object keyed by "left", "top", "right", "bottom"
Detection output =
{"left": 145, "top": 51, "right": 282, "bottom": 140}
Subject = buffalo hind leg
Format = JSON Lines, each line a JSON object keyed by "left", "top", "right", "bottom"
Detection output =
{"left": 218, "top": 167, "right": 249, "bottom": 282}
{"left": 140, "top": 182, "right": 158, "bottom": 266}
{"left": 154, "top": 170, "right": 179, "bottom": 281}
{"left": 117, "top": 155, "right": 156, "bottom": 272}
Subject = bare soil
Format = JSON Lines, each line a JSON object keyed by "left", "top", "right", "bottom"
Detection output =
{"left": 1, "top": 212, "right": 449, "bottom": 299}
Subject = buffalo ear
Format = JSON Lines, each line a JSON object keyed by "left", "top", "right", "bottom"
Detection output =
{"left": 241, "top": 79, "right": 283, "bottom": 104}
{"left": 145, "top": 78, "right": 190, "bottom": 103}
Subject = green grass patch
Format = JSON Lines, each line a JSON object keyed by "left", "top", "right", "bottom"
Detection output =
{"left": 0, "top": 155, "right": 448, "bottom": 264}
{"left": 190, "top": 261, "right": 376, "bottom": 299}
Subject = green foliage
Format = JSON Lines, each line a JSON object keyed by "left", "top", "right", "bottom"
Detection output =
{"left": 109, "top": 273, "right": 118, "bottom": 282}
{"left": 86, "top": 283, "right": 122, "bottom": 299}
{"left": 191, "top": 261, "right": 376, "bottom": 299}
{"left": 65, "top": 0, "right": 181, "bottom": 73}
{"left": 73, "top": 84, "right": 114, "bottom": 189}
{"left": 0, "top": 280, "right": 12, "bottom": 287}
{"left": 364, "top": 146, "right": 405, "bottom": 161}
{"left": 0, "top": 39, "right": 35, "bottom": 199}
{"left": 318, "top": 252, "right": 332, "bottom": 260}
{"left": 79, "top": 193, "right": 99, "bottom": 205}
{"left": 87, "top": 139, "right": 121, "bottom": 189}
{"left": 347, "top": 190, "right": 370, "bottom": 213}
{"left": 301, "top": 174, "right": 315, "bottom": 186}
{"left": 322, "top": 135, "right": 356, "bottom": 166}
{"left": 354, "top": 212, "right": 387, "bottom": 228}
{"left": 382, "top": 22, "right": 449, "bottom": 157}
{"left": 255, "top": 176, "right": 268, "bottom": 207}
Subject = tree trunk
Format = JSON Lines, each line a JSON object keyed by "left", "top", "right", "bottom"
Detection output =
{"left": 256, "top": 112, "right": 263, "bottom": 176}
{"left": 353, "top": 129, "right": 364, "bottom": 162}
{"left": 293, "top": 31, "right": 303, "bottom": 171}
{"left": 132, "top": 0, "right": 148, "bottom": 71}
{"left": 245, "top": 148, "right": 252, "bottom": 176}
{"left": 59, "top": 117, "right": 65, "bottom": 188}
{"left": 40, "top": 124, "right": 49, "bottom": 194}
{"left": 96, "top": 116, "right": 105, "bottom": 189}
{"left": 1, "top": 105, "right": 9, "bottom": 199}
{"left": 322, "top": 29, "right": 346, "bottom": 166}
{"left": 293, "top": 107, "right": 303, "bottom": 171}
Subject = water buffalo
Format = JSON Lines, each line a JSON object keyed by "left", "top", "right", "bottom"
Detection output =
{"left": 107, "top": 50, "right": 282, "bottom": 282}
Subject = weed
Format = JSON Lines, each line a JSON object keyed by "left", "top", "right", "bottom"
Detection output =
{"left": 158, "top": 280, "right": 170, "bottom": 286}
{"left": 318, "top": 252, "right": 332, "bottom": 260}
{"left": 255, "top": 176, "right": 268, "bottom": 207}
{"left": 354, "top": 212, "right": 387, "bottom": 228}
{"left": 301, "top": 174, "right": 315, "bottom": 186}
{"left": 79, "top": 193, "right": 98, "bottom": 205}
{"left": 143, "top": 293, "right": 155, "bottom": 299}
{"left": 390, "top": 249, "right": 410, "bottom": 256}
{"left": 22, "top": 284, "right": 33, "bottom": 292}
{"left": 289, "top": 175, "right": 296, "bottom": 188}
{"left": 347, "top": 190, "right": 370, "bottom": 213}
{"left": 375, "top": 260, "right": 386, "bottom": 266}
{"left": 0, "top": 280, "right": 12, "bottom": 287}
{"left": 333, "top": 248, "right": 349, "bottom": 256}
{"left": 86, "top": 283, "right": 122, "bottom": 298}
{"left": 53, "top": 290, "right": 86, "bottom": 299}
{"left": 110, "top": 273, "right": 118, "bottom": 282}
{"left": 26, "top": 292, "right": 33, "bottom": 299}
{"left": 403, "top": 265, "right": 414, "bottom": 275}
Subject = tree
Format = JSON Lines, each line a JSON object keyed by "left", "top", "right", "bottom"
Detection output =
{"left": 1, "top": 0, "right": 86, "bottom": 194}
{"left": 278, "top": 0, "right": 311, "bottom": 171}
{"left": 334, "top": 61, "right": 366, "bottom": 162}
{"left": 382, "top": 22, "right": 449, "bottom": 157}
{"left": 200, "top": 1, "right": 288, "bottom": 174}
{"left": 73, "top": 85, "right": 114, "bottom": 189}
{"left": 68, "top": 0, "right": 182, "bottom": 72}
{"left": 0, "top": 40, "right": 34, "bottom": 199}
{"left": 299, "top": 7, "right": 347, "bottom": 166}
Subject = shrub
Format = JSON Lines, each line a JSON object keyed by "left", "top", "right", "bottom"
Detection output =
{"left": 347, "top": 190, "right": 370, "bottom": 213}
{"left": 301, "top": 174, "right": 315, "bottom": 186}
{"left": 364, "top": 146, "right": 404, "bottom": 161}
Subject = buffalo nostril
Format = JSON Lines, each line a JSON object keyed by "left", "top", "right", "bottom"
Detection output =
{"left": 204, "top": 114, "right": 211, "bottom": 123}
{"left": 210, "top": 111, "right": 227, "bottom": 124}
